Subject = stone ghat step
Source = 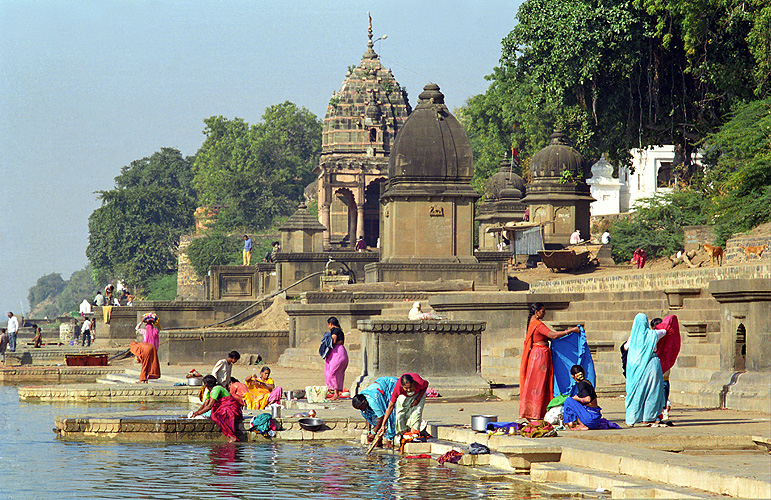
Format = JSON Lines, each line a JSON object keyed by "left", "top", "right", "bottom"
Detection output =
{"left": 97, "top": 369, "right": 187, "bottom": 385}
{"left": 0, "top": 366, "right": 127, "bottom": 383}
{"left": 19, "top": 383, "right": 201, "bottom": 403}
{"left": 1, "top": 347, "right": 127, "bottom": 366}
{"left": 54, "top": 413, "right": 366, "bottom": 442}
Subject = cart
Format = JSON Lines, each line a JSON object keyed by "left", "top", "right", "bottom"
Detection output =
{"left": 538, "top": 249, "right": 591, "bottom": 271}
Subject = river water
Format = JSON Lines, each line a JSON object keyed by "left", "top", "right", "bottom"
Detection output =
{"left": 0, "top": 386, "right": 545, "bottom": 499}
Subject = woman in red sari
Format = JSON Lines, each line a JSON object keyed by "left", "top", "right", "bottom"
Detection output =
{"left": 519, "top": 302, "right": 581, "bottom": 419}
{"left": 190, "top": 375, "right": 243, "bottom": 442}
{"left": 129, "top": 341, "right": 161, "bottom": 382}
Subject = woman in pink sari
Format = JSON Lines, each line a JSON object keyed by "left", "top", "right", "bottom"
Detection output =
{"left": 323, "top": 316, "right": 348, "bottom": 401}
{"left": 189, "top": 375, "right": 243, "bottom": 442}
{"left": 136, "top": 312, "right": 160, "bottom": 352}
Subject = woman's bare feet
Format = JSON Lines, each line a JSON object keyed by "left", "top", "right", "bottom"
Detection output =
{"left": 567, "top": 421, "right": 589, "bottom": 431}
{"left": 227, "top": 436, "right": 238, "bottom": 443}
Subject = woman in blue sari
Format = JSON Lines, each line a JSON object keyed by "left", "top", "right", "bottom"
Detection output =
{"left": 352, "top": 376, "right": 398, "bottom": 448}
{"left": 625, "top": 313, "right": 666, "bottom": 426}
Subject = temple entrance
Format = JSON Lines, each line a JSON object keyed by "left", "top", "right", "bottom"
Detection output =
{"left": 735, "top": 323, "right": 746, "bottom": 372}
{"left": 330, "top": 189, "right": 356, "bottom": 247}
{"left": 364, "top": 179, "right": 384, "bottom": 247}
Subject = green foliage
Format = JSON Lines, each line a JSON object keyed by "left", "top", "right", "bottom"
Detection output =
{"left": 193, "top": 102, "right": 321, "bottom": 231}
{"left": 186, "top": 233, "right": 242, "bottom": 278}
{"left": 702, "top": 98, "right": 771, "bottom": 244}
{"left": 56, "top": 266, "right": 97, "bottom": 314}
{"left": 28, "top": 273, "right": 66, "bottom": 311}
{"left": 460, "top": 0, "right": 766, "bottom": 193}
{"left": 144, "top": 273, "right": 178, "bottom": 301}
{"left": 608, "top": 190, "right": 710, "bottom": 263}
{"left": 86, "top": 148, "right": 197, "bottom": 289}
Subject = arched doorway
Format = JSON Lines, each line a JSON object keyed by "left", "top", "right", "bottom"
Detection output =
{"left": 364, "top": 178, "right": 385, "bottom": 247}
{"left": 330, "top": 188, "right": 356, "bottom": 247}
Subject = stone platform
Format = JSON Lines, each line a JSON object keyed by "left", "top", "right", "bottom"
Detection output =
{"left": 19, "top": 383, "right": 200, "bottom": 403}
{"left": 1, "top": 347, "right": 126, "bottom": 366}
{"left": 54, "top": 413, "right": 366, "bottom": 442}
{"left": 0, "top": 366, "right": 126, "bottom": 384}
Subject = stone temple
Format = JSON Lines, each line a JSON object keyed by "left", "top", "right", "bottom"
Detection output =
{"left": 315, "top": 19, "right": 411, "bottom": 249}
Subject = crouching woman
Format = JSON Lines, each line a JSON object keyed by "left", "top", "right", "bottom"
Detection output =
{"left": 563, "top": 365, "right": 603, "bottom": 430}
{"left": 189, "top": 375, "right": 243, "bottom": 442}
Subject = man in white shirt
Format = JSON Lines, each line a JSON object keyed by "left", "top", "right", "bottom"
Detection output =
{"left": 570, "top": 229, "right": 584, "bottom": 245}
{"left": 6, "top": 312, "right": 19, "bottom": 352}
{"left": 94, "top": 291, "right": 105, "bottom": 307}
{"left": 81, "top": 318, "right": 92, "bottom": 347}
{"left": 211, "top": 351, "right": 240, "bottom": 388}
{"left": 601, "top": 231, "right": 611, "bottom": 245}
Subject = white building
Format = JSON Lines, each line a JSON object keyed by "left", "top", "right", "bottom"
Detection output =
{"left": 587, "top": 153, "right": 622, "bottom": 216}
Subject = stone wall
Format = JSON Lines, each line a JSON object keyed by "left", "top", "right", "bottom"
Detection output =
{"left": 682, "top": 225, "right": 716, "bottom": 252}
{"left": 528, "top": 263, "right": 771, "bottom": 294}
{"left": 176, "top": 233, "right": 205, "bottom": 301}
{"left": 159, "top": 329, "right": 288, "bottom": 365}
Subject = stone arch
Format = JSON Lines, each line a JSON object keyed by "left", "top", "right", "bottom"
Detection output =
{"left": 330, "top": 187, "right": 357, "bottom": 247}
{"left": 554, "top": 207, "right": 572, "bottom": 234}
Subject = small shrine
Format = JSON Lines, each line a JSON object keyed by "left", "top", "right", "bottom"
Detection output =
{"left": 521, "top": 130, "right": 594, "bottom": 245}
{"left": 586, "top": 153, "right": 622, "bottom": 216}
{"left": 476, "top": 153, "right": 527, "bottom": 250}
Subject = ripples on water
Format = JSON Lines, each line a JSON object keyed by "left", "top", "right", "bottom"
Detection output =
{"left": 0, "top": 386, "right": 542, "bottom": 499}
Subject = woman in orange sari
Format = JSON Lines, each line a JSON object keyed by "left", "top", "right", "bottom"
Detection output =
{"left": 130, "top": 341, "right": 161, "bottom": 383}
{"left": 519, "top": 302, "right": 580, "bottom": 419}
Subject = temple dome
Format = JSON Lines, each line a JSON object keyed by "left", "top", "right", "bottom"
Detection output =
{"left": 388, "top": 84, "right": 473, "bottom": 181}
{"left": 486, "top": 153, "right": 525, "bottom": 200}
{"left": 531, "top": 130, "right": 587, "bottom": 180}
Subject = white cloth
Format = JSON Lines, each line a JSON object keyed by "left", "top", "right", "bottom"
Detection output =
{"left": 570, "top": 230, "right": 583, "bottom": 245}
{"left": 408, "top": 302, "right": 422, "bottom": 320}
{"left": 81, "top": 319, "right": 91, "bottom": 333}
{"left": 6, "top": 316, "right": 18, "bottom": 334}
{"left": 79, "top": 299, "right": 92, "bottom": 315}
{"left": 623, "top": 329, "right": 666, "bottom": 351}
{"left": 601, "top": 232, "right": 611, "bottom": 245}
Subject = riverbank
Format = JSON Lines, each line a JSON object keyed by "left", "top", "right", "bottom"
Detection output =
{"left": 27, "top": 363, "right": 770, "bottom": 499}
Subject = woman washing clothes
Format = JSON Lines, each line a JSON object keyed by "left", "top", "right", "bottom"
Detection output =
{"left": 377, "top": 373, "right": 429, "bottom": 444}
{"left": 519, "top": 302, "right": 581, "bottom": 419}
{"left": 352, "top": 376, "right": 398, "bottom": 449}
{"left": 244, "top": 366, "right": 283, "bottom": 409}
{"left": 321, "top": 317, "right": 348, "bottom": 401}
{"left": 189, "top": 375, "right": 242, "bottom": 442}
{"left": 625, "top": 313, "right": 667, "bottom": 426}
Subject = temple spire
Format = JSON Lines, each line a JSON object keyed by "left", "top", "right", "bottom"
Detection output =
{"left": 363, "top": 12, "right": 377, "bottom": 59}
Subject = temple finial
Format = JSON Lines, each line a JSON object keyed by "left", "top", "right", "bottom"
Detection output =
{"left": 367, "top": 12, "right": 373, "bottom": 47}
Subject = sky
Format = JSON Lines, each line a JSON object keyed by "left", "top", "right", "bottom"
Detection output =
{"left": 0, "top": 0, "right": 522, "bottom": 313}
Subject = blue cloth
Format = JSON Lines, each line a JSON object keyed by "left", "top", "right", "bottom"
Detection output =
{"left": 550, "top": 326, "right": 596, "bottom": 397}
{"left": 319, "top": 331, "right": 333, "bottom": 359}
{"left": 244, "top": 238, "right": 253, "bottom": 251}
{"left": 563, "top": 397, "right": 603, "bottom": 429}
{"left": 625, "top": 313, "right": 666, "bottom": 425}
{"left": 359, "top": 376, "right": 398, "bottom": 439}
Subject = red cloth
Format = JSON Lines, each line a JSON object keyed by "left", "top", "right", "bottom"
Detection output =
{"left": 519, "top": 319, "right": 553, "bottom": 419}
{"left": 129, "top": 341, "right": 160, "bottom": 381}
{"left": 228, "top": 381, "right": 249, "bottom": 407}
{"left": 657, "top": 315, "right": 681, "bottom": 374}
{"left": 211, "top": 395, "right": 243, "bottom": 440}
{"left": 390, "top": 373, "right": 429, "bottom": 403}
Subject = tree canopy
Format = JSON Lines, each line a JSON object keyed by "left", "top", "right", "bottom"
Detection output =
{"left": 460, "top": 0, "right": 770, "bottom": 192}
{"left": 193, "top": 101, "right": 322, "bottom": 230}
{"left": 86, "top": 148, "right": 197, "bottom": 288}
{"left": 28, "top": 273, "right": 66, "bottom": 312}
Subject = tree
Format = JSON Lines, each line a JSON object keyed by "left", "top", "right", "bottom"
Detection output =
{"left": 86, "top": 148, "right": 197, "bottom": 289}
{"left": 56, "top": 265, "right": 97, "bottom": 314}
{"left": 28, "top": 273, "right": 66, "bottom": 311}
{"left": 185, "top": 233, "right": 242, "bottom": 278}
{"left": 460, "top": 0, "right": 767, "bottom": 192}
{"left": 193, "top": 102, "right": 321, "bottom": 230}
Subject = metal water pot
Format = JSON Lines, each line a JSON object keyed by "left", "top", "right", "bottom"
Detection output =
{"left": 270, "top": 405, "right": 282, "bottom": 419}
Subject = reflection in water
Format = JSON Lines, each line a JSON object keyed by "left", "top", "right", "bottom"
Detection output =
{"left": 0, "top": 386, "right": 543, "bottom": 499}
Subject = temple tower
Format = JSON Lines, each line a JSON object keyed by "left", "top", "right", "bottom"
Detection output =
{"left": 315, "top": 16, "right": 411, "bottom": 249}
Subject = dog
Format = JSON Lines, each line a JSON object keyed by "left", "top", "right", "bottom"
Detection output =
{"left": 739, "top": 244, "right": 768, "bottom": 260}
{"left": 702, "top": 243, "right": 724, "bottom": 267}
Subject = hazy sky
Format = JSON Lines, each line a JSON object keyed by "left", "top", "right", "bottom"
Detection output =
{"left": 0, "top": 0, "right": 521, "bottom": 313}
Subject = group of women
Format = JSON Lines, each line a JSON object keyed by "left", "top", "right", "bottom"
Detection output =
{"left": 519, "top": 302, "right": 679, "bottom": 428}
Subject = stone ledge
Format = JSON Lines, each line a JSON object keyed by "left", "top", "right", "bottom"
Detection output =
{"left": 162, "top": 330, "right": 288, "bottom": 339}
{"left": 358, "top": 319, "right": 486, "bottom": 334}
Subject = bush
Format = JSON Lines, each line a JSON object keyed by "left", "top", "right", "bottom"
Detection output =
{"left": 186, "top": 233, "right": 242, "bottom": 278}
{"left": 608, "top": 190, "right": 710, "bottom": 263}
{"left": 144, "top": 273, "right": 178, "bottom": 301}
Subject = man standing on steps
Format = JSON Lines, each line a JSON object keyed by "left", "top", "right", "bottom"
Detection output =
{"left": 243, "top": 235, "right": 253, "bottom": 266}
{"left": 6, "top": 312, "right": 19, "bottom": 352}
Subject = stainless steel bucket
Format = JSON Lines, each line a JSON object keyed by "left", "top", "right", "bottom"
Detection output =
{"left": 470, "top": 414, "right": 498, "bottom": 432}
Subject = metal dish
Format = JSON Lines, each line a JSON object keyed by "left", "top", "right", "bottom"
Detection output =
{"left": 471, "top": 414, "right": 498, "bottom": 432}
{"left": 298, "top": 418, "right": 325, "bottom": 432}
{"left": 187, "top": 377, "right": 202, "bottom": 386}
